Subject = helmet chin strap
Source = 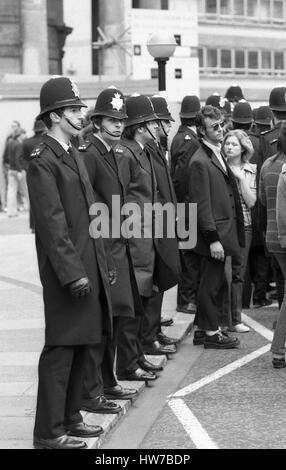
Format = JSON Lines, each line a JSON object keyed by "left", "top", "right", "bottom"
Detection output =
{"left": 145, "top": 123, "right": 157, "bottom": 141}
{"left": 159, "top": 121, "right": 168, "bottom": 138}
{"left": 63, "top": 114, "right": 82, "bottom": 131}
{"left": 101, "top": 125, "right": 120, "bottom": 138}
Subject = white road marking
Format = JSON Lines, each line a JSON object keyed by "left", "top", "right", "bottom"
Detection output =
{"left": 168, "top": 313, "right": 274, "bottom": 447}
{"left": 0, "top": 352, "right": 39, "bottom": 366}
{"left": 171, "top": 344, "right": 270, "bottom": 398}
{"left": 0, "top": 319, "right": 44, "bottom": 330}
{"left": 168, "top": 398, "right": 219, "bottom": 449}
{"left": 242, "top": 312, "right": 274, "bottom": 341}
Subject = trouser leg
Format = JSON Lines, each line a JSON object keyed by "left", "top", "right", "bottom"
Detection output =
{"left": 141, "top": 292, "right": 163, "bottom": 345}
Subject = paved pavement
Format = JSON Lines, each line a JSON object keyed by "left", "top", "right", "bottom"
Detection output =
{"left": 0, "top": 212, "right": 194, "bottom": 449}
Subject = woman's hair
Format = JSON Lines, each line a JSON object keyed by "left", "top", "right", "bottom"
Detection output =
{"left": 276, "top": 121, "right": 286, "bottom": 157}
{"left": 223, "top": 129, "right": 254, "bottom": 162}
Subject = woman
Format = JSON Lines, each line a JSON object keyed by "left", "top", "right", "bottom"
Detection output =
{"left": 223, "top": 129, "right": 256, "bottom": 333}
{"left": 263, "top": 122, "right": 286, "bottom": 368}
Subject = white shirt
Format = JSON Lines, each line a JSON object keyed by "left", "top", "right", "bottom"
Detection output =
{"left": 203, "top": 139, "right": 227, "bottom": 173}
{"left": 48, "top": 135, "right": 70, "bottom": 153}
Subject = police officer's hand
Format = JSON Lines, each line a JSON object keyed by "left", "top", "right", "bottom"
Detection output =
{"left": 68, "top": 277, "right": 92, "bottom": 297}
{"left": 108, "top": 269, "right": 117, "bottom": 286}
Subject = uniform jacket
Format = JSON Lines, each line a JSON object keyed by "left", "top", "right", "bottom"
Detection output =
{"left": 27, "top": 134, "right": 113, "bottom": 346}
{"left": 22, "top": 133, "right": 45, "bottom": 168}
{"left": 188, "top": 142, "right": 245, "bottom": 257}
{"left": 276, "top": 163, "right": 286, "bottom": 250}
{"left": 115, "top": 138, "right": 178, "bottom": 295}
{"left": 79, "top": 133, "right": 142, "bottom": 318}
{"left": 145, "top": 140, "right": 181, "bottom": 286}
{"left": 261, "top": 122, "right": 282, "bottom": 159}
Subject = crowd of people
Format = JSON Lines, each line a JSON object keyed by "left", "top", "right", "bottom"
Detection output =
{"left": 4, "top": 75, "right": 286, "bottom": 449}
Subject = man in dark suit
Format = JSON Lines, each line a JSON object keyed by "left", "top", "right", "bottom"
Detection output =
{"left": 79, "top": 87, "right": 159, "bottom": 396}
{"left": 188, "top": 105, "right": 244, "bottom": 348}
{"left": 27, "top": 77, "right": 113, "bottom": 449}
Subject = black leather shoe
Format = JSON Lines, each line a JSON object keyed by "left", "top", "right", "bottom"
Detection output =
{"left": 138, "top": 358, "right": 163, "bottom": 372}
{"left": 204, "top": 331, "right": 240, "bottom": 349}
{"left": 144, "top": 340, "right": 177, "bottom": 355}
{"left": 161, "top": 318, "right": 174, "bottom": 327}
{"left": 157, "top": 332, "right": 179, "bottom": 345}
{"left": 193, "top": 330, "right": 206, "bottom": 345}
{"left": 33, "top": 434, "right": 87, "bottom": 449}
{"left": 81, "top": 395, "right": 122, "bottom": 414}
{"left": 117, "top": 367, "right": 157, "bottom": 381}
{"left": 66, "top": 422, "right": 103, "bottom": 437}
{"left": 104, "top": 384, "right": 138, "bottom": 400}
{"left": 253, "top": 298, "right": 272, "bottom": 308}
{"left": 272, "top": 357, "right": 286, "bottom": 369}
{"left": 176, "top": 303, "right": 197, "bottom": 314}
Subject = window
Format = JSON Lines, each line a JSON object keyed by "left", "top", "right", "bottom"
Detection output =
{"left": 220, "top": 0, "right": 231, "bottom": 15}
{"left": 221, "top": 49, "right": 231, "bottom": 68}
{"left": 175, "top": 69, "right": 182, "bottom": 79}
{"left": 273, "top": 0, "right": 283, "bottom": 19}
{"left": 248, "top": 51, "right": 258, "bottom": 69}
{"left": 247, "top": 0, "right": 258, "bottom": 17}
{"left": 274, "top": 51, "right": 284, "bottom": 69}
{"left": 260, "top": 0, "right": 271, "bottom": 21}
{"left": 206, "top": 0, "right": 217, "bottom": 14}
{"left": 151, "top": 68, "right": 158, "bottom": 79}
{"left": 198, "top": 48, "right": 204, "bottom": 68}
{"left": 235, "top": 50, "right": 245, "bottom": 68}
{"left": 262, "top": 51, "right": 271, "bottom": 69}
{"left": 234, "top": 0, "right": 244, "bottom": 15}
{"left": 207, "top": 48, "right": 217, "bottom": 67}
{"left": 174, "top": 35, "right": 181, "bottom": 46}
{"left": 132, "top": 0, "right": 168, "bottom": 9}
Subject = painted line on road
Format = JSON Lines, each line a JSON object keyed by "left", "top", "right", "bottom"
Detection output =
{"left": 242, "top": 312, "right": 274, "bottom": 342}
{"left": 0, "top": 352, "right": 40, "bottom": 366}
{"left": 168, "top": 398, "right": 219, "bottom": 449}
{"left": 0, "top": 319, "right": 44, "bottom": 330}
{"left": 0, "top": 275, "right": 41, "bottom": 294}
{"left": 0, "top": 382, "right": 35, "bottom": 397}
{"left": 171, "top": 344, "right": 270, "bottom": 398}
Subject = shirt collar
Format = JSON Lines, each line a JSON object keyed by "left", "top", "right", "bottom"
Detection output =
{"left": 94, "top": 133, "right": 111, "bottom": 152}
{"left": 48, "top": 135, "right": 70, "bottom": 152}
{"left": 202, "top": 139, "right": 222, "bottom": 157}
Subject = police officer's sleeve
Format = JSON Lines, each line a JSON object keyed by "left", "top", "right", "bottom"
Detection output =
{"left": 277, "top": 170, "right": 286, "bottom": 248}
{"left": 27, "top": 158, "right": 87, "bottom": 286}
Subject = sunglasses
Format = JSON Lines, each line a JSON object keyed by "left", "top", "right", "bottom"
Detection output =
{"left": 209, "top": 121, "right": 225, "bottom": 131}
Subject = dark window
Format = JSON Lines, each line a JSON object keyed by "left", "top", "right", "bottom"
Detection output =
{"left": 174, "top": 35, "right": 181, "bottom": 46}
{"left": 235, "top": 50, "right": 245, "bottom": 68}
{"left": 206, "top": 0, "right": 217, "bottom": 14}
{"left": 220, "top": 0, "right": 231, "bottom": 15}
{"left": 207, "top": 48, "right": 217, "bottom": 67}
{"left": 133, "top": 45, "right": 141, "bottom": 56}
{"left": 151, "top": 68, "right": 158, "bottom": 79}
{"left": 132, "top": 0, "right": 168, "bottom": 8}
{"left": 247, "top": 0, "right": 258, "bottom": 17}
{"left": 273, "top": 0, "right": 283, "bottom": 19}
{"left": 274, "top": 51, "right": 284, "bottom": 69}
{"left": 248, "top": 51, "right": 258, "bottom": 69}
{"left": 175, "top": 68, "right": 182, "bottom": 79}
{"left": 221, "top": 49, "right": 231, "bottom": 68}
{"left": 198, "top": 48, "right": 204, "bottom": 67}
{"left": 234, "top": 0, "right": 244, "bottom": 15}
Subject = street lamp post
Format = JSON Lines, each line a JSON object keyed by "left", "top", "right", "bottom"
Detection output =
{"left": 147, "top": 32, "right": 177, "bottom": 92}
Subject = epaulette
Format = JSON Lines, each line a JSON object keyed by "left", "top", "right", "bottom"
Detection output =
{"left": 30, "top": 142, "right": 45, "bottom": 159}
{"left": 184, "top": 135, "right": 192, "bottom": 141}
{"left": 281, "top": 163, "right": 286, "bottom": 174}
{"left": 77, "top": 141, "right": 91, "bottom": 152}
{"left": 114, "top": 147, "right": 123, "bottom": 154}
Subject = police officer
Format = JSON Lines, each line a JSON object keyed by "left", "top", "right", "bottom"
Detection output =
{"left": 225, "top": 84, "right": 245, "bottom": 111}
{"left": 78, "top": 86, "right": 153, "bottom": 401}
{"left": 170, "top": 95, "right": 201, "bottom": 315}
{"left": 254, "top": 106, "right": 273, "bottom": 134}
{"left": 141, "top": 94, "right": 181, "bottom": 353}
{"left": 262, "top": 87, "right": 286, "bottom": 158}
{"left": 27, "top": 76, "right": 113, "bottom": 449}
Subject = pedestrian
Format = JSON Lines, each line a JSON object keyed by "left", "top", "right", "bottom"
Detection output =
{"left": 78, "top": 86, "right": 150, "bottom": 407}
{"left": 27, "top": 76, "right": 113, "bottom": 449}
{"left": 188, "top": 105, "right": 244, "bottom": 348}
{"left": 170, "top": 95, "right": 201, "bottom": 315}
{"left": 274, "top": 152, "right": 286, "bottom": 368}
{"left": 259, "top": 122, "right": 286, "bottom": 368}
{"left": 223, "top": 129, "right": 256, "bottom": 332}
